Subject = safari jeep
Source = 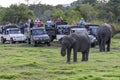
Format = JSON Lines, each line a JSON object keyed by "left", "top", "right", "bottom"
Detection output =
{"left": 26, "top": 27, "right": 50, "bottom": 47}
{"left": 1, "top": 28, "right": 27, "bottom": 44}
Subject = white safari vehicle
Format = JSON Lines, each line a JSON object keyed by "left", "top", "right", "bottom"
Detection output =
{"left": 1, "top": 26, "right": 26, "bottom": 44}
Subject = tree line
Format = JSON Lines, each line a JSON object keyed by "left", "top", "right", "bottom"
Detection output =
{"left": 0, "top": 0, "right": 120, "bottom": 25}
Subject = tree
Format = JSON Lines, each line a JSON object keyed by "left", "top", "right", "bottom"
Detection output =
{"left": 51, "top": 9, "right": 65, "bottom": 21}
{"left": 1, "top": 4, "right": 34, "bottom": 24}
{"left": 106, "top": 0, "right": 120, "bottom": 21}
{"left": 0, "top": 7, "right": 6, "bottom": 24}
{"left": 75, "top": 4, "right": 97, "bottom": 22}
{"left": 65, "top": 10, "right": 81, "bottom": 24}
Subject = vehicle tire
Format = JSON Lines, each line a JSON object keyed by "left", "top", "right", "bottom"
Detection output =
{"left": 47, "top": 42, "right": 51, "bottom": 46}
{"left": 10, "top": 38, "right": 14, "bottom": 44}
{"left": 33, "top": 41, "right": 37, "bottom": 47}
{"left": 1, "top": 37, "right": 5, "bottom": 44}
{"left": 49, "top": 36, "right": 54, "bottom": 42}
{"left": 91, "top": 43, "right": 96, "bottom": 48}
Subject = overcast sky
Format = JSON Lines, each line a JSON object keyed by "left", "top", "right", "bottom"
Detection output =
{"left": 0, "top": 0, "right": 76, "bottom": 7}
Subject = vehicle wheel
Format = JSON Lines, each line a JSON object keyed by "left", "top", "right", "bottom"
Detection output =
{"left": 49, "top": 36, "right": 54, "bottom": 42}
{"left": 47, "top": 42, "right": 51, "bottom": 46}
{"left": 10, "top": 38, "right": 14, "bottom": 44}
{"left": 33, "top": 41, "right": 37, "bottom": 47}
{"left": 1, "top": 37, "right": 5, "bottom": 44}
{"left": 91, "top": 43, "right": 96, "bottom": 48}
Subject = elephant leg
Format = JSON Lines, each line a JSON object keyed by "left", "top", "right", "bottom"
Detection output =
{"left": 98, "top": 39, "right": 102, "bottom": 52}
{"left": 107, "top": 38, "right": 111, "bottom": 51}
{"left": 100, "top": 43, "right": 102, "bottom": 52}
{"left": 81, "top": 52, "right": 86, "bottom": 61}
{"left": 102, "top": 41, "right": 106, "bottom": 52}
{"left": 101, "top": 39, "right": 105, "bottom": 52}
{"left": 85, "top": 51, "right": 89, "bottom": 61}
{"left": 67, "top": 48, "right": 71, "bottom": 62}
{"left": 73, "top": 49, "right": 77, "bottom": 62}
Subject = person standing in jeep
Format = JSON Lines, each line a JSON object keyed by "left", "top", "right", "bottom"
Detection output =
{"left": 18, "top": 20, "right": 24, "bottom": 34}
{"left": 30, "top": 19, "right": 34, "bottom": 28}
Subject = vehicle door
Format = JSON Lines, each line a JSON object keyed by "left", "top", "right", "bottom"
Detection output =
{"left": 5, "top": 30, "right": 10, "bottom": 40}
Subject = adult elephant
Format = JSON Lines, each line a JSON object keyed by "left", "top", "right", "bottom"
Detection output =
{"left": 97, "top": 23, "right": 112, "bottom": 52}
{"left": 60, "top": 33, "right": 90, "bottom": 62}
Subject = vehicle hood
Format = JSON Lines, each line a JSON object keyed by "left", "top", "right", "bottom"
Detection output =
{"left": 9, "top": 34, "right": 26, "bottom": 37}
{"left": 33, "top": 34, "right": 49, "bottom": 38}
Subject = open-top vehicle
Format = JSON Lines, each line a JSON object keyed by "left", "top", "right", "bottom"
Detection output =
{"left": 25, "top": 27, "right": 50, "bottom": 47}
{"left": 1, "top": 25, "right": 26, "bottom": 44}
{"left": 45, "top": 21, "right": 68, "bottom": 41}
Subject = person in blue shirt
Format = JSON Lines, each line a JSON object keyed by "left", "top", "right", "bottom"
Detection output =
{"left": 79, "top": 18, "right": 86, "bottom": 25}
{"left": 18, "top": 21, "right": 24, "bottom": 34}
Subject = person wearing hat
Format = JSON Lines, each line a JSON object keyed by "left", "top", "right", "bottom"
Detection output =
{"left": 79, "top": 18, "right": 86, "bottom": 25}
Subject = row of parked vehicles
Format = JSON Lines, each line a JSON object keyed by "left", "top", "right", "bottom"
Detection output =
{"left": 46, "top": 21, "right": 99, "bottom": 47}
{"left": 0, "top": 25, "right": 50, "bottom": 47}
{"left": 0, "top": 22, "right": 99, "bottom": 47}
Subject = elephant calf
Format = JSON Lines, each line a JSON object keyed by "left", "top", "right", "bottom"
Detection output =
{"left": 60, "top": 33, "right": 90, "bottom": 62}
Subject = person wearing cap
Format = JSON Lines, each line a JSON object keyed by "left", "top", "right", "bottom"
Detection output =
{"left": 79, "top": 18, "right": 86, "bottom": 25}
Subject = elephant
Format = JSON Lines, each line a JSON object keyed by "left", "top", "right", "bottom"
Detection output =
{"left": 60, "top": 33, "right": 90, "bottom": 62}
{"left": 97, "top": 23, "right": 112, "bottom": 52}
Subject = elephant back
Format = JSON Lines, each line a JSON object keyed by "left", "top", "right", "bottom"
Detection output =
{"left": 71, "top": 33, "right": 90, "bottom": 52}
{"left": 97, "top": 23, "right": 112, "bottom": 40}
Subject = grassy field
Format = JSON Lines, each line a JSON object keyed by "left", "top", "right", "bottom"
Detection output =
{"left": 0, "top": 38, "right": 119, "bottom": 80}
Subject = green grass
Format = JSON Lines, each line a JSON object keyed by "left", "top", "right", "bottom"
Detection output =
{"left": 0, "top": 38, "right": 119, "bottom": 80}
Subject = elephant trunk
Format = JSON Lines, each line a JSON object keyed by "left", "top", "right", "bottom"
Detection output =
{"left": 61, "top": 48, "right": 66, "bottom": 56}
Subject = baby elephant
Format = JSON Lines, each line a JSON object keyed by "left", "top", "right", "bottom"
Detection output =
{"left": 60, "top": 33, "right": 90, "bottom": 62}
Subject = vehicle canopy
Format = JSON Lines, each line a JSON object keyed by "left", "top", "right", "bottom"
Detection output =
{"left": 3, "top": 25, "right": 17, "bottom": 30}
{"left": 2, "top": 25, "right": 18, "bottom": 34}
{"left": 55, "top": 21, "right": 68, "bottom": 28}
{"left": 84, "top": 23, "right": 99, "bottom": 30}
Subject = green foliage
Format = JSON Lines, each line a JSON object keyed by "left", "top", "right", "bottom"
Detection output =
{"left": 65, "top": 10, "right": 81, "bottom": 24}
{"left": 0, "top": 0, "right": 120, "bottom": 33}
{"left": 51, "top": 9, "right": 65, "bottom": 20}
{"left": 77, "top": 4, "right": 97, "bottom": 22}
{"left": 107, "top": 0, "right": 120, "bottom": 20}
{"left": 0, "top": 4, "right": 34, "bottom": 24}
{"left": 29, "top": 4, "right": 55, "bottom": 21}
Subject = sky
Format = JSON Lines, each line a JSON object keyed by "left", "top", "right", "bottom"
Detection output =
{"left": 0, "top": 0, "right": 76, "bottom": 7}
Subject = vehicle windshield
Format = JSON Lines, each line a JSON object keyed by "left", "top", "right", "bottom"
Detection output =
{"left": 9, "top": 30, "right": 21, "bottom": 34}
{"left": 90, "top": 27, "right": 98, "bottom": 35}
{"left": 32, "top": 29, "right": 46, "bottom": 35}
{"left": 91, "top": 28, "right": 97, "bottom": 33}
